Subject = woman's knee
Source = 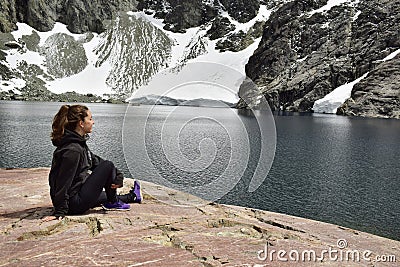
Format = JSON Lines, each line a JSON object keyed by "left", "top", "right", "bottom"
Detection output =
{"left": 92, "top": 160, "right": 116, "bottom": 177}
{"left": 98, "top": 160, "right": 115, "bottom": 170}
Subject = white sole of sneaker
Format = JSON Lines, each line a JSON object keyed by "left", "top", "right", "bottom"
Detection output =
{"left": 101, "top": 206, "right": 130, "bottom": 211}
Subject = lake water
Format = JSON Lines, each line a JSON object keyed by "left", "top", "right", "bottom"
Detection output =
{"left": 0, "top": 100, "right": 399, "bottom": 241}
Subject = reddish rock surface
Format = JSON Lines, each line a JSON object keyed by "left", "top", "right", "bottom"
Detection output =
{"left": 0, "top": 168, "right": 399, "bottom": 266}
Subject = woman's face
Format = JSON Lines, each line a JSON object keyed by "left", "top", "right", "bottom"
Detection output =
{"left": 82, "top": 109, "right": 94, "bottom": 134}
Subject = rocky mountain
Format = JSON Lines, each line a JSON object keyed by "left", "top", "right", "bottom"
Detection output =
{"left": 0, "top": 0, "right": 399, "bottom": 118}
{"left": 238, "top": 0, "right": 400, "bottom": 119}
{"left": 0, "top": 0, "right": 137, "bottom": 33}
{"left": 129, "top": 94, "right": 235, "bottom": 107}
{"left": 0, "top": 0, "right": 138, "bottom": 101}
{"left": 337, "top": 53, "right": 400, "bottom": 118}
{"left": 93, "top": 12, "right": 172, "bottom": 96}
{"left": 0, "top": 0, "right": 272, "bottom": 102}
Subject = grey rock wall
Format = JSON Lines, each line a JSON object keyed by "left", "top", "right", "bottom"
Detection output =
{"left": 219, "top": 0, "right": 260, "bottom": 23}
{"left": 138, "top": 0, "right": 218, "bottom": 33}
{"left": 137, "top": 0, "right": 262, "bottom": 33}
{"left": 337, "top": 54, "right": 400, "bottom": 119}
{"left": 0, "top": 0, "right": 137, "bottom": 34}
{"left": 239, "top": 0, "right": 400, "bottom": 118}
{"left": 0, "top": 0, "right": 18, "bottom": 32}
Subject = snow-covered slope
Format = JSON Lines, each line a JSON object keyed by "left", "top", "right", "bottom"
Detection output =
{"left": 2, "top": 13, "right": 173, "bottom": 98}
{"left": 0, "top": 4, "right": 273, "bottom": 102}
{"left": 3, "top": 22, "right": 114, "bottom": 96}
{"left": 308, "top": 0, "right": 360, "bottom": 16}
{"left": 312, "top": 73, "right": 368, "bottom": 114}
{"left": 129, "top": 10, "right": 269, "bottom": 103}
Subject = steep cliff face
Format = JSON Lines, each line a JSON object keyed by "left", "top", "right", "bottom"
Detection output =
{"left": 337, "top": 53, "right": 400, "bottom": 119}
{"left": 137, "top": 0, "right": 262, "bottom": 32}
{"left": 137, "top": 0, "right": 215, "bottom": 32}
{"left": 94, "top": 13, "right": 172, "bottom": 96}
{"left": 0, "top": 1, "right": 20, "bottom": 32}
{"left": 0, "top": 0, "right": 137, "bottom": 33}
{"left": 239, "top": 0, "right": 400, "bottom": 118}
{"left": 219, "top": 0, "right": 260, "bottom": 23}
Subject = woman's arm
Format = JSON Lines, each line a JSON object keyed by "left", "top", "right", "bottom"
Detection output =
{"left": 52, "top": 150, "right": 81, "bottom": 217}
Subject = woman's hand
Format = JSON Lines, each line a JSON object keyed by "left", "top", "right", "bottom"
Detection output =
{"left": 41, "top": 216, "right": 63, "bottom": 222}
{"left": 111, "top": 184, "right": 122, "bottom": 189}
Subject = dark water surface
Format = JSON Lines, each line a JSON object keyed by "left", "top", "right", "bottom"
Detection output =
{"left": 1, "top": 101, "right": 399, "bottom": 240}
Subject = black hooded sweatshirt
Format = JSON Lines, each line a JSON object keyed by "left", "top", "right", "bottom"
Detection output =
{"left": 49, "top": 129, "right": 123, "bottom": 217}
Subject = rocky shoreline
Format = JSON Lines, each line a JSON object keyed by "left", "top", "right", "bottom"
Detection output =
{"left": 0, "top": 90, "right": 126, "bottom": 104}
{"left": 0, "top": 168, "right": 398, "bottom": 266}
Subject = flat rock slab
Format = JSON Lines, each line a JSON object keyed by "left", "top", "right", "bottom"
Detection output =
{"left": 0, "top": 168, "right": 398, "bottom": 266}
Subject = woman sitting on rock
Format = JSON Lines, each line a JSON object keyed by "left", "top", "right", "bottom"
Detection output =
{"left": 42, "top": 104, "right": 141, "bottom": 222}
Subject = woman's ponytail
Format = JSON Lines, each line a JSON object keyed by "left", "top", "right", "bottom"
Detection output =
{"left": 51, "top": 105, "right": 70, "bottom": 141}
{"left": 51, "top": 104, "right": 88, "bottom": 141}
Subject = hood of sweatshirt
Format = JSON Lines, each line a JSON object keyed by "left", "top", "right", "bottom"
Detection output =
{"left": 52, "top": 129, "right": 89, "bottom": 147}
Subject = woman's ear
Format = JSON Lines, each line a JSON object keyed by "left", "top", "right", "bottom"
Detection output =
{"left": 79, "top": 120, "right": 84, "bottom": 128}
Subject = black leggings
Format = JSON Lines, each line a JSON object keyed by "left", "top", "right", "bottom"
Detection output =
{"left": 68, "top": 160, "right": 118, "bottom": 215}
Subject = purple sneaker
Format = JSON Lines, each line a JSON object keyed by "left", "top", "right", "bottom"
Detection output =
{"left": 132, "top": 180, "right": 142, "bottom": 203}
{"left": 102, "top": 200, "right": 130, "bottom": 211}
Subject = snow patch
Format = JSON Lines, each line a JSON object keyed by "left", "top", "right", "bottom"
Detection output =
{"left": 10, "top": 23, "right": 35, "bottom": 41}
{"left": 221, "top": 5, "right": 272, "bottom": 34}
{"left": 377, "top": 48, "right": 400, "bottom": 62}
{"left": 6, "top": 23, "right": 47, "bottom": 71}
{"left": 352, "top": 10, "right": 362, "bottom": 21}
{"left": 36, "top": 23, "right": 87, "bottom": 46}
{"left": 312, "top": 73, "right": 368, "bottom": 114}
{"left": 5, "top": 49, "right": 45, "bottom": 69}
{"left": 13, "top": 22, "right": 88, "bottom": 46}
{"left": 309, "top": 0, "right": 356, "bottom": 16}
{"left": 296, "top": 55, "right": 308, "bottom": 62}
{"left": 0, "top": 78, "right": 25, "bottom": 93}
{"left": 320, "top": 22, "right": 330, "bottom": 28}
